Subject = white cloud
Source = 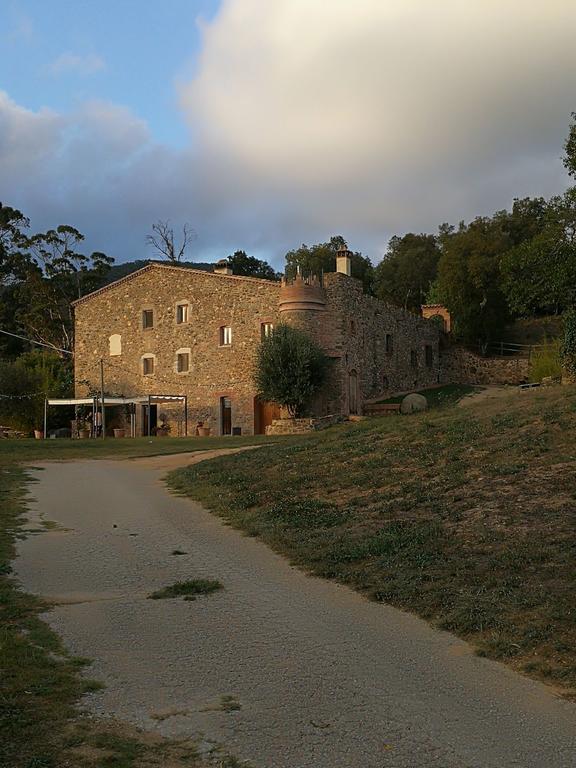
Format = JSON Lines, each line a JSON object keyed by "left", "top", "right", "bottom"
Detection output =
{"left": 1, "top": 2, "right": 576, "bottom": 268}
{"left": 50, "top": 52, "right": 106, "bottom": 76}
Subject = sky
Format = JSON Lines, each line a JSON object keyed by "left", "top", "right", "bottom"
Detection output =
{"left": 1, "top": 0, "right": 575, "bottom": 269}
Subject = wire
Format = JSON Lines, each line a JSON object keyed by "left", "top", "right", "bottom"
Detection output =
{"left": 0, "top": 328, "right": 73, "bottom": 356}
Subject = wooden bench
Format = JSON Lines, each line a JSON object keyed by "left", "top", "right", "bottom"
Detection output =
{"left": 363, "top": 402, "right": 402, "bottom": 416}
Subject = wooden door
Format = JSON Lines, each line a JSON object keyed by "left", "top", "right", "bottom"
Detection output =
{"left": 254, "top": 397, "right": 280, "bottom": 434}
{"left": 220, "top": 397, "right": 232, "bottom": 435}
{"left": 349, "top": 371, "right": 358, "bottom": 415}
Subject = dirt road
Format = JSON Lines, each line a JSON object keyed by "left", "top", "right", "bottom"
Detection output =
{"left": 16, "top": 452, "right": 576, "bottom": 767}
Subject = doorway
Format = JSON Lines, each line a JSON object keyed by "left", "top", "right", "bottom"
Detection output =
{"left": 254, "top": 397, "right": 280, "bottom": 435}
{"left": 348, "top": 370, "right": 358, "bottom": 415}
{"left": 220, "top": 397, "right": 232, "bottom": 435}
{"left": 142, "top": 404, "right": 157, "bottom": 436}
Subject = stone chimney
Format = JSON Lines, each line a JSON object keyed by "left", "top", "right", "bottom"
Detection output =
{"left": 214, "top": 258, "right": 233, "bottom": 275}
{"left": 336, "top": 244, "right": 352, "bottom": 276}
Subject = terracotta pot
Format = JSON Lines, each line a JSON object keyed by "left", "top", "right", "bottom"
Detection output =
{"left": 197, "top": 426, "right": 211, "bottom": 437}
{"left": 78, "top": 429, "right": 90, "bottom": 439}
{"left": 113, "top": 428, "right": 125, "bottom": 439}
{"left": 34, "top": 429, "right": 44, "bottom": 440}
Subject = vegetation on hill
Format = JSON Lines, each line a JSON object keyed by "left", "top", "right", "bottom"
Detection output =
{"left": 169, "top": 385, "right": 576, "bottom": 697}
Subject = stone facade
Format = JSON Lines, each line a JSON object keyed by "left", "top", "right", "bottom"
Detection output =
{"left": 440, "top": 345, "right": 530, "bottom": 385}
{"left": 73, "top": 261, "right": 442, "bottom": 436}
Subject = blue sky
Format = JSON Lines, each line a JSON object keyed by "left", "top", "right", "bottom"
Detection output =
{"left": 0, "top": 1, "right": 574, "bottom": 267}
{"left": 1, "top": 0, "right": 219, "bottom": 147}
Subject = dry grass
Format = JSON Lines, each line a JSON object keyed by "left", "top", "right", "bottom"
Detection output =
{"left": 168, "top": 384, "right": 576, "bottom": 697}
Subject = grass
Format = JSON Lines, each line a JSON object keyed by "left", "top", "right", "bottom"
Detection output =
{"left": 148, "top": 579, "right": 223, "bottom": 601}
{"left": 167, "top": 383, "right": 576, "bottom": 697}
{"left": 0, "top": 438, "right": 255, "bottom": 767}
{"left": 374, "top": 383, "right": 479, "bottom": 408}
{"left": 529, "top": 337, "right": 562, "bottom": 382}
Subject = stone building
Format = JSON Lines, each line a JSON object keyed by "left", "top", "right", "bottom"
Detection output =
{"left": 73, "top": 248, "right": 442, "bottom": 436}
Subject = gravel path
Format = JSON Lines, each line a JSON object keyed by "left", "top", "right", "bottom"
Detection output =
{"left": 15, "top": 452, "right": 576, "bottom": 768}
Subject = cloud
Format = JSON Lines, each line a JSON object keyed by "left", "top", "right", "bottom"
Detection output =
{"left": 1, "top": 1, "right": 575, "bottom": 268}
{"left": 50, "top": 52, "right": 106, "bottom": 76}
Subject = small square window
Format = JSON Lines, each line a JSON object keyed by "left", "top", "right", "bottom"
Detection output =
{"left": 410, "top": 350, "right": 418, "bottom": 368}
{"left": 261, "top": 322, "right": 274, "bottom": 340}
{"left": 177, "top": 352, "right": 189, "bottom": 373}
{"left": 425, "top": 345, "right": 434, "bottom": 367}
{"left": 176, "top": 303, "right": 188, "bottom": 324}
{"left": 220, "top": 326, "right": 232, "bottom": 346}
{"left": 142, "top": 309, "right": 154, "bottom": 329}
{"left": 143, "top": 357, "right": 154, "bottom": 375}
{"left": 385, "top": 334, "right": 393, "bottom": 354}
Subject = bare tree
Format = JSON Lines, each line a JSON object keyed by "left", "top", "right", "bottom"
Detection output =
{"left": 146, "top": 220, "right": 196, "bottom": 262}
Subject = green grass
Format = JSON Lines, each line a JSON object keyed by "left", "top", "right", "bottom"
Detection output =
{"left": 148, "top": 579, "right": 223, "bottom": 601}
{"left": 529, "top": 337, "right": 562, "bottom": 382}
{"left": 167, "top": 384, "right": 576, "bottom": 696}
{"left": 374, "top": 383, "right": 479, "bottom": 408}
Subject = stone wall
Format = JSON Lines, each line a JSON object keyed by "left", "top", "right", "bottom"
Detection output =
{"left": 265, "top": 414, "right": 344, "bottom": 435}
{"left": 74, "top": 263, "right": 281, "bottom": 436}
{"left": 318, "top": 273, "right": 442, "bottom": 415}
{"left": 440, "top": 345, "right": 530, "bottom": 385}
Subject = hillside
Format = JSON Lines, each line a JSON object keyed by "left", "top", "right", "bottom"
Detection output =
{"left": 103, "top": 259, "right": 215, "bottom": 285}
{"left": 169, "top": 384, "right": 576, "bottom": 697}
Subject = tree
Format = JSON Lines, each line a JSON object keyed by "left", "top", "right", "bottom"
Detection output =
{"left": 0, "top": 351, "right": 72, "bottom": 432}
{"left": 284, "top": 236, "right": 374, "bottom": 294}
{"left": 436, "top": 217, "right": 510, "bottom": 346}
{"left": 373, "top": 233, "right": 440, "bottom": 311}
{"left": 255, "top": 324, "right": 328, "bottom": 417}
{"left": 564, "top": 112, "right": 576, "bottom": 179}
{"left": 227, "top": 250, "right": 279, "bottom": 280}
{"left": 146, "top": 220, "right": 196, "bottom": 262}
{"left": 500, "top": 191, "right": 576, "bottom": 317}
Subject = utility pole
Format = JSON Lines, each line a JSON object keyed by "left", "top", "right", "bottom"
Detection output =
{"left": 99, "top": 358, "right": 106, "bottom": 439}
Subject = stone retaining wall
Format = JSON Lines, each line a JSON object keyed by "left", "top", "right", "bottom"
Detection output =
{"left": 441, "top": 346, "right": 530, "bottom": 385}
{"left": 265, "top": 414, "right": 344, "bottom": 435}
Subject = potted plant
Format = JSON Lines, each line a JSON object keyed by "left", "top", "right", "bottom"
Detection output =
{"left": 113, "top": 428, "right": 126, "bottom": 438}
{"left": 77, "top": 419, "right": 90, "bottom": 439}
{"left": 156, "top": 413, "right": 171, "bottom": 437}
{"left": 33, "top": 428, "right": 44, "bottom": 440}
{"left": 196, "top": 421, "right": 211, "bottom": 437}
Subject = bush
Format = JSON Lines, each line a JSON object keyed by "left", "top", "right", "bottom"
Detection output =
{"left": 529, "top": 338, "right": 562, "bottom": 383}
{"left": 255, "top": 324, "right": 328, "bottom": 417}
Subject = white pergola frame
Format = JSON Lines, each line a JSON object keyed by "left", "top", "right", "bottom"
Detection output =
{"left": 44, "top": 394, "right": 188, "bottom": 438}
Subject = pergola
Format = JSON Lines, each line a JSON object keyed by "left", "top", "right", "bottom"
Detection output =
{"left": 44, "top": 394, "right": 188, "bottom": 438}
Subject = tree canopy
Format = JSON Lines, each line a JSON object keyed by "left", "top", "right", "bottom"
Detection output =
{"left": 255, "top": 324, "right": 328, "bottom": 417}
{"left": 227, "top": 250, "right": 279, "bottom": 280}
{"left": 374, "top": 233, "right": 440, "bottom": 311}
{"left": 285, "top": 236, "right": 374, "bottom": 294}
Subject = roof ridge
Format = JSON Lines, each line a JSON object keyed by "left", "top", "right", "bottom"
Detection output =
{"left": 72, "top": 262, "right": 280, "bottom": 306}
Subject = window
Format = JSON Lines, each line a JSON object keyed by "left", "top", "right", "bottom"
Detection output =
{"left": 425, "top": 345, "right": 434, "bottom": 368}
{"left": 410, "top": 349, "right": 418, "bottom": 368}
{"left": 177, "top": 352, "right": 189, "bottom": 373}
{"left": 142, "top": 356, "right": 154, "bottom": 375}
{"left": 261, "top": 322, "right": 274, "bottom": 340}
{"left": 176, "top": 303, "right": 188, "bottom": 324}
{"left": 220, "top": 326, "right": 232, "bottom": 346}
{"left": 109, "top": 334, "right": 121, "bottom": 356}
{"left": 385, "top": 334, "right": 393, "bottom": 354}
{"left": 142, "top": 309, "right": 154, "bottom": 329}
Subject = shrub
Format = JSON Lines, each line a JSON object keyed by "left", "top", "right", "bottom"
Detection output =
{"left": 255, "top": 324, "right": 328, "bottom": 417}
{"left": 562, "top": 309, "right": 576, "bottom": 378}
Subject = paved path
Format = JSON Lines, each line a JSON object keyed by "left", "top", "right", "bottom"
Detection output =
{"left": 16, "top": 452, "right": 576, "bottom": 768}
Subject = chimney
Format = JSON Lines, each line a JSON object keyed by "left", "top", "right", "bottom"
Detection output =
{"left": 214, "top": 258, "right": 233, "bottom": 275}
{"left": 336, "top": 244, "right": 352, "bottom": 276}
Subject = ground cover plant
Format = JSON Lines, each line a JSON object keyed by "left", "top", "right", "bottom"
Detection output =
{"left": 0, "top": 438, "right": 265, "bottom": 768}
{"left": 168, "top": 385, "right": 576, "bottom": 697}
{"left": 148, "top": 579, "right": 223, "bottom": 601}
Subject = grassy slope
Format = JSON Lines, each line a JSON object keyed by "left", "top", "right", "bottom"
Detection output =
{"left": 0, "top": 438, "right": 266, "bottom": 768}
{"left": 168, "top": 385, "right": 576, "bottom": 696}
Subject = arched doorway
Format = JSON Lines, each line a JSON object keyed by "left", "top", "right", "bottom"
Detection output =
{"left": 348, "top": 370, "right": 358, "bottom": 415}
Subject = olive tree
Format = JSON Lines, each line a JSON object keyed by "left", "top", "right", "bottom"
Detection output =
{"left": 255, "top": 324, "right": 328, "bottom": 417}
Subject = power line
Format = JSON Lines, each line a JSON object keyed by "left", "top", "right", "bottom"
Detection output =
{"left": 0, "top": 328, "right": 73, "bottom": 356}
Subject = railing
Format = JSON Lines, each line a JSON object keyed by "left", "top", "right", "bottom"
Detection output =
{"left": 471, "top": 341, "right": 544, "bottom": 359}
